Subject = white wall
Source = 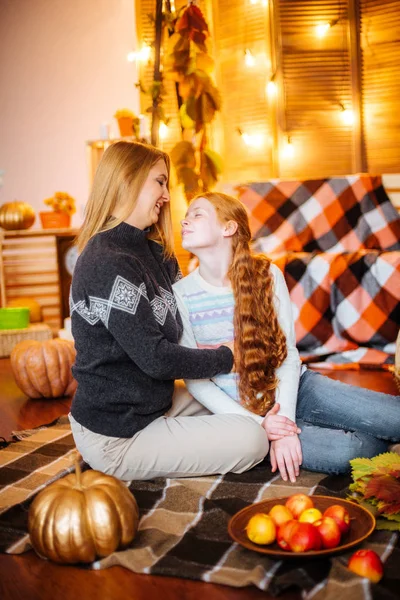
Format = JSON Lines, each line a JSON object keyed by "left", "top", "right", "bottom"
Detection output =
{"left": 0, "top": 0, "right": 140, "bottom": 227}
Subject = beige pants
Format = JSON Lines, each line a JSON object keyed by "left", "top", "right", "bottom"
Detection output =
{"left": 69, "top": 382, "right": 268, "bottom": 481}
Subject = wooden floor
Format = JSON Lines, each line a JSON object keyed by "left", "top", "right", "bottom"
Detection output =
{"left": 0, "top": 358, "right": 398, "bottom": 600}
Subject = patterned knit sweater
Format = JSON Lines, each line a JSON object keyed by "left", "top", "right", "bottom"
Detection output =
{"left": 173, "top": 267, "right": 302, "bottom": 424}
{"left": 70, "top": 222, "right": 233, "bottom": 437}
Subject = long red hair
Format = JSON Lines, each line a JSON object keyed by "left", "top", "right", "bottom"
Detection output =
{"left": 193, "top": 192, "right": 288, "bottom": 415}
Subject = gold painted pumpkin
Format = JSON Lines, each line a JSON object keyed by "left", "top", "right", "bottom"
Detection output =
{"left": 0, "top": 201, "right": 35, "bottom": 230}
{"left": 10, "top": 338, "right": 77, "bottom": 398}
{"left": 28, "top": 461, "right": 139, "bottom": 563}
{"left": 7, "top": 297, "right": 42, "bottom": 322}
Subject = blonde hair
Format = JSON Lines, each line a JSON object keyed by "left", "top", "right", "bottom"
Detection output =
{"left": 76, "top": 141, "right": 174, "bottom": 256}
{"left": 192, "top": 192, "right": 288, "bottom": 416}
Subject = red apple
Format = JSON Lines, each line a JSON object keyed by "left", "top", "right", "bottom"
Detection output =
{"left": 288, "top": 522, "right": 322, "bottom": 552}
{"left": 323, "top": 504, "right": 351, "bottom": 535}
{"left": 269, "top": 504, "right": 294, "bottom": 527}
{"left": 347, "top": 549, "right": 384, "bottom": 583}
{"left": 285, "top": 493, "right": 314, "bottom": 519}
{"left": 276, "top": 520, "right": 299, "bottom": 551}
{"left": 313, "top": 516, "right": 341, "bottom": 549}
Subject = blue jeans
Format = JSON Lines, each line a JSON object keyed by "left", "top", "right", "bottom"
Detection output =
{"left": 296, "top": 369, "right": 400, "bottom": 474}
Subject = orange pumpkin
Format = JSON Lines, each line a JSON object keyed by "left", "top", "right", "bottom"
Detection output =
{"left": 7, "top": 297, "right": 42, "bottom": 322}
{"left": 28, "top": 461, "right": 139, "bottom": 563}
{"left": 10, "top": 338, "right": 77, "bottom": 398}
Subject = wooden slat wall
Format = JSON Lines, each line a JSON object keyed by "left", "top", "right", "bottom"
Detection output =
{"left": 1, "top": 234, "right": 62, "bottom": 331}
{"left": 360, "top": 0, "right": 400, "bottom": 173}
{"left": 209, "top": 0, "right": 271, "bottom": 182}
{"left": 277, "top": 0, "right": 353, "bottom": 178}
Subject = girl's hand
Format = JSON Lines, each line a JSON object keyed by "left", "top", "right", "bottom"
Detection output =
{"left": 261, "top": 403, "right": 301, "bottom": 441}
{"left": 270, "top": 435, "right": 302, "bottom": 483}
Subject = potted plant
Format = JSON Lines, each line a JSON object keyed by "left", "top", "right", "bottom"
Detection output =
{"left": 40, "top": 192, "right": 76, "bottom": 229}
{"left": 114, "top": 108, "right": 140, "bottom": 138}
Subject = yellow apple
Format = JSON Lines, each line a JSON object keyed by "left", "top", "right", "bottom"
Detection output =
{"left": 246, "top": 513, "right": 276, "bottom": 545}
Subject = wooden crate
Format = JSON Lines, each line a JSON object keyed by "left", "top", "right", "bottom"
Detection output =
{"left": 0, "top": 228, "right": 78, "bottom": 332}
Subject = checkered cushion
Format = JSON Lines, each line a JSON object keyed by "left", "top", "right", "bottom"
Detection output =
{"left": 268, "top": 250, "right": 400, "bottom": 367}
{"left": 239, "top": 175, "right": 400, "bottom": 253}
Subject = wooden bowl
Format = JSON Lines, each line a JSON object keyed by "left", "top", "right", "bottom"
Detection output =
{"left": 228, "top": 495, "right": 375, "bottom": 558}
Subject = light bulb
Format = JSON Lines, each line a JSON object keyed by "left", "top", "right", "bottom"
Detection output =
{"left": 159, "top": 122, "right": 169, "bottom": 140}
{"left": 244, "top": 49, "right": 255, "bottom": 68}
{"left": 242, "top": 132, "right": 264, "bottom": 149}
{"left": 266, "top": 80, "right": 277, "bottom": 97}
{"left": 138, "top": 44, "right": 151, "bottom": 62}
{"left": 282, "top": 138, "right": 295, "bottom": 159}
{"left": 126, "top": 44, "right": 151, "bottom": 63}
{"left": 315, "top": 22, "right": 331, "bottom": 38}
{"left": 341, "top": 108, "right": 354, "bottom": 125}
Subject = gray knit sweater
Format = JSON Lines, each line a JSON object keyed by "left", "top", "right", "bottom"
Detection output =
{"left": 70, "top": 222, "right": 233, "bottom": 437}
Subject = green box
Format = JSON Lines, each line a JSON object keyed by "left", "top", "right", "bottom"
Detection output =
{"left": 0, "top": 307, "right": 30, "bottom": 330}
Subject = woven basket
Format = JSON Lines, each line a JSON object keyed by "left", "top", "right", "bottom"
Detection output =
{"left": 0, "top": 323, "right": 52, "bottom": 358}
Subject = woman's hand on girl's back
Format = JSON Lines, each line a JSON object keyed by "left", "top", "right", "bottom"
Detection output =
{"left": 262, "top": 403, "right": 301, "bottom": 441}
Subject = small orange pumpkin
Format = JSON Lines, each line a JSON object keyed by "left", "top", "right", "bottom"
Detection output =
{"left": 10, "top": 338, "right": 77, "bottom": 398}
{"left": 7, "top": 297, "right": 42, "bottom": 322}
{"left": 28, "top": 461, "right": 139, "bottom": 563}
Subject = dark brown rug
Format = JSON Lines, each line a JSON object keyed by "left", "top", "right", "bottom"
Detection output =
{"left": 0, "top": 419, "right": 398, "bottom": 599}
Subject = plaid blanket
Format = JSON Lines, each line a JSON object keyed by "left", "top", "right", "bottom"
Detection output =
{"left": 270, "top": 250, "right": 400, "bottom": 369}
{"left": 238, "top": 175, "right": 400, "bottom": 253}
{"left": 1, "top": 421, "right": 399, "bottom": 599}
{"left": 238, "top": 175, "right": 400, "bottom": 369}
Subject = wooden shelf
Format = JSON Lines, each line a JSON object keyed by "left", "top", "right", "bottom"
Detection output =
{"left": 3, "top": 227, "right": 78, "bottom": 238}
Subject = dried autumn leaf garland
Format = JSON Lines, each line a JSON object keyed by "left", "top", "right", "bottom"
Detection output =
{"left": 164, "top": 3, "right": 223, "bottom": 200}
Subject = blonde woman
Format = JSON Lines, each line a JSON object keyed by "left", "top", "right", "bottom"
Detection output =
{"left": 69, "top": 142, "right": 272, "bottom": 481}
{"left": 173, "top": 192, "right": 400, "bottom": 483}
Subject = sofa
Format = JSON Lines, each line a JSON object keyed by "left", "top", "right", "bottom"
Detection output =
{"left": 237, "top": 174, "right": 400, "bottom": 369}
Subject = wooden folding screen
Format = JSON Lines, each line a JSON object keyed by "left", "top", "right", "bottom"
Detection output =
{"left": 360, "top": 0, "right": 400, "bottom": 173}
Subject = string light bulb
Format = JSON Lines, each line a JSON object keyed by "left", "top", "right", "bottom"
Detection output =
{"left": 159, "top": 122, "right": 169, "bottom": 140}
{"left": 244, "top": 49, "right": 255, "bottom": 68}
{"left": 266, "top": 73, "right": 277, "bottom": 97}
{"left": 315, "top": 19, "right": 339, "bottom": 38}
{"left": 282, "top": 136, "right": 295, "bottom": 159}
{"left": 339, "top": 104, "right": 354, "bottom": 125}
{"left": 237, "top": 128, "right": 264, "bottom": 149}
{"left": 126, "top": 44, "right": 152, "bottom": 63}
{"left": 266, "top": 80, "right": 276, "bottom": 96}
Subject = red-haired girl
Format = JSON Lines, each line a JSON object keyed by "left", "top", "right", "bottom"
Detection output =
{"left": 174, "top": 192, "right": 400, "bottom": 482}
